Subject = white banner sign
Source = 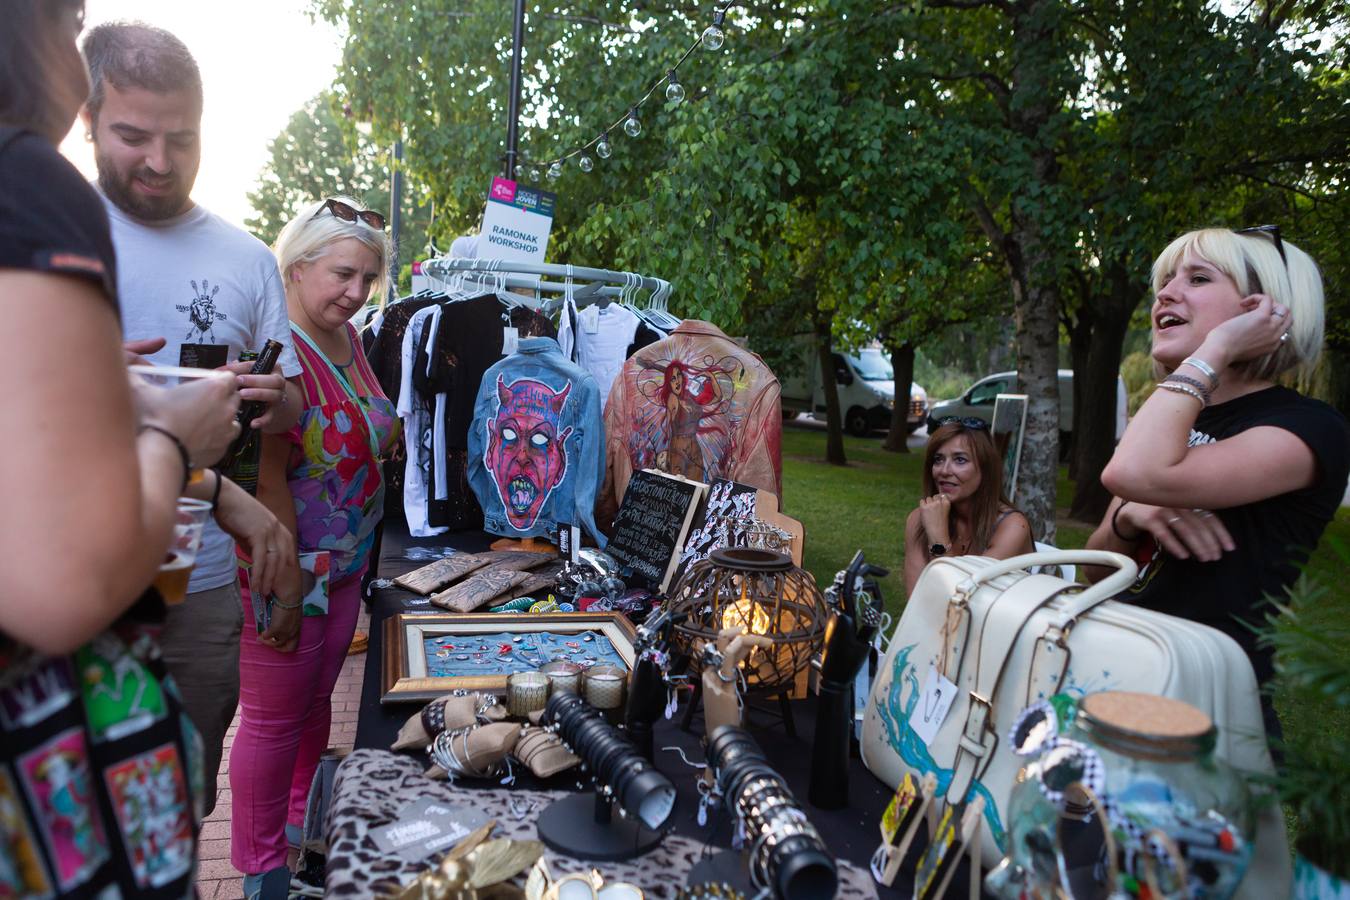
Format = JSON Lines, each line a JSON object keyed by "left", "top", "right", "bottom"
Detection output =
{"left": 479, "top": 177, "right": 556, "bottom": 264}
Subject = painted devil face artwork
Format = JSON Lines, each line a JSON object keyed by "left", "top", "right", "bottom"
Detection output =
{"left": 485, "top": 375, "right": 574, "bottom": 530}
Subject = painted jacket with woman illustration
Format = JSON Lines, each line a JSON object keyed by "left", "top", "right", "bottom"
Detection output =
{"left": 598, "top": 320, "right": 782, "bottom": 528}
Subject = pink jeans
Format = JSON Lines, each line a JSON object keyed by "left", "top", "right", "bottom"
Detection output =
{"left": 229, "top": 566, "right": 365, "bottom": 873}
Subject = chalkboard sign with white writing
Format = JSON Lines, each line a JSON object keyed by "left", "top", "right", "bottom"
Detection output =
{"left": 606, "top": 469, "right": 707, "bottom": 591}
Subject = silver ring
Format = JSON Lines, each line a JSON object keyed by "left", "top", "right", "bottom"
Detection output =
{"left": 266, "top": 548, "right": 278, "bottom": 554}
{"left": 1167, "top": 516, "right": 1182, "bottom": 524}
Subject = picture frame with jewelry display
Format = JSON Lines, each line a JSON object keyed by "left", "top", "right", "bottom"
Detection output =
{"left": 381, "top": 612, "right": 639, "bottom": 704}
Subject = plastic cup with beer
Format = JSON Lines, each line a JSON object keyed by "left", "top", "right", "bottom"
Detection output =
{"left": 156, "top": 498, "right": 212, "bottom": 605}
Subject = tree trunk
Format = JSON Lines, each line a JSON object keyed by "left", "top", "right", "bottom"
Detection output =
{"left": 1008, "top": 243, "right": 1061, "bottom": 544}
{"left": 1069, "top": 266, "right": 1137, "bottom": 523}
{"left": 1002, "top": 0, "right": 1067, "bottom": 545}
{"left": 1066, "top": 311, "right": 1092, "bottom": 481}
{"left": 815, "top": 316, "right": 847, "bottom": 466}
{"left": 883, "top": 340, "right": 916, "bottom": 453}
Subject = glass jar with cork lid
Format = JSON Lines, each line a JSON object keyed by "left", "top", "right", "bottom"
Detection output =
{"left": 987, "top": 690, "right": 1255, "bottom": 900}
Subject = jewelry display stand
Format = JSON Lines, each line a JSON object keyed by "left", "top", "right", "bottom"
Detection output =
{"left": 536, "top": 787, "right": 665, "bottom": 861}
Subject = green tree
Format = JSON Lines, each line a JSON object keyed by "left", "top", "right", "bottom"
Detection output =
{"left": 310, "top": 0, "right": 1007, "bottom": 470}
{"left": 1059, "top": 0, "right": 1350, "bottom": 522}
{"left": 245, "top": 91, "right": 431, "bottom": 270}
{"left": 842, "top": 0, "right": 1347, "bottom": 537}
{"left": 311, "top": 0, "right": 1346, "bottom": 526}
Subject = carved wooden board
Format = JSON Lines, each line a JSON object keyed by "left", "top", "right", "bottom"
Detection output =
{"left": 430, "top": 568, "right": 532, "bottom": 613}
{"left": 392, "top": 554, "right": 491, "bottom": 595}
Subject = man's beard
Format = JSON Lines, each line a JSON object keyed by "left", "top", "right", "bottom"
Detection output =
{"left": 94, "top": 150, "right": 189, "bottom": 221}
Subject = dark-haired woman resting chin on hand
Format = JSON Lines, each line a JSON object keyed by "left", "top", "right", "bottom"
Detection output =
{"left": 903, "top": 420, "right": 1034, "bottom": 596}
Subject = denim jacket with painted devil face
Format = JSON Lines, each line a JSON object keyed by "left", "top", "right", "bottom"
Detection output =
{"left": 468, "top": 337, "right": 607, "bottom": 546}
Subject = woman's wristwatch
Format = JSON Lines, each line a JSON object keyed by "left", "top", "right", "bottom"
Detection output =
{"left": 929, "top": 542, "right": 948, "bottom": 557}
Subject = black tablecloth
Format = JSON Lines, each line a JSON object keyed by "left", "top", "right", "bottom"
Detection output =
{"left": 354, "top": 525, "right": 976, "bottom": 898}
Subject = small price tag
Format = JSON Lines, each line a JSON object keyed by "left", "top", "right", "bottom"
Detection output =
{"left": 581, "top": 305, "right": 602, "bottom": 334}
{"left": 908, "top": 662, "right": 958, "bottom": 747}
{"left": 555, "top": 522, "right": 580, "bottom": 564}
{"left": 501, "top": 326, "right": 519, "bottom": 356}
{"left": 853, "top": 653, "right": 872, "bottom": 741}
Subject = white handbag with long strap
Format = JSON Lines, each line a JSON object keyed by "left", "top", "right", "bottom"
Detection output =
{"left": 861, "top": 550, "right": 1289, "bottom": 892}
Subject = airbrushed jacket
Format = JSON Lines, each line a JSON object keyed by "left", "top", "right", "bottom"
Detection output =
{"left": 598, "top": 319, "right": 783, "bottom": 529}
{"left": 467, "top": 337, "right": 607, "bottom": 546}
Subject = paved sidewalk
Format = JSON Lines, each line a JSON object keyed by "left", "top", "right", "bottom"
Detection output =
{"left": 194, "top": 607, "right": 370, "bottom": 899}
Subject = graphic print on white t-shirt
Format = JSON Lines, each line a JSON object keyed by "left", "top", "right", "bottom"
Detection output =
{"left": 177, "top": 278, "right": 229, "bottom": 343}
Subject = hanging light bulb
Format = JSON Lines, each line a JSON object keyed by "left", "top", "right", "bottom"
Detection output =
{"left": 623, "top": 108, "right": 642, "bottom": 138}
{"left": 578, "top": 154, "right": 594, "bottom": 173}
{"left": 702, "top": 8, "right": 726, "bottom": 51}
{"left": 665, "top": 71, "right": 685, "bottom": 104}
{"left": 596, "top": 132, "right": 612, "bottom": 159}
{"left": 547, "top": 161, "right": 562, "bottom": 181}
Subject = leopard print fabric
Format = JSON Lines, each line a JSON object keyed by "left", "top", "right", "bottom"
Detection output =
{"left": 325, "top": 749, "right": 878, "bottom": 898}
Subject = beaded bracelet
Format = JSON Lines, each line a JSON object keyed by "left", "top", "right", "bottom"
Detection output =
{"left": 1156, "top": 381, "right": 1206, "bottom": 406}
{"left": 1180, "top": 355, "right": 1219, "bottom": 388}
{"left": 1163, "top": 372, "right": 1212, "bottom": 404}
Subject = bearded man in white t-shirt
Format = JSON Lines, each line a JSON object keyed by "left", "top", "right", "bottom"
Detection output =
{"left": 80, "top": 21, "right": 305, "bottom": 818}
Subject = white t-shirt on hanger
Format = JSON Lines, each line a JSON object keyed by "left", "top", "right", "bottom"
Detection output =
{"left": 398, "top": 305, "right": 447, "bottom": 536}
{"left": 576, "top": 303, "right": 641, "bottom": 411}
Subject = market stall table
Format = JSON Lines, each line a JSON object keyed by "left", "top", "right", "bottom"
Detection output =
{"left": 343, "top": 524, "right": 970, "bottom": 898}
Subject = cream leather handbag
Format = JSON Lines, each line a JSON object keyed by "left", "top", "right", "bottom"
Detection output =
{"left": 860, "top": 550, "right": 1288, "bottom": 893}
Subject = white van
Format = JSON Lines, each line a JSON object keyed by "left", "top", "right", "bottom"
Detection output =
{"left": 926, "top": 369, "right": 1128, "bottom": 441}
{"left": 779, "top": 346, "right": 929, "bottom": 436}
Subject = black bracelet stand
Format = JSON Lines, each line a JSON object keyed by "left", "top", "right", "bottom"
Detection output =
{"left": 807, "top": 679, "right": 852, "bottom": 809}
{"left": 624, "top": 656, "right": 665, "bottom": 761}
{"left": 536, "top": 787, "right": 665, "bottom": 861}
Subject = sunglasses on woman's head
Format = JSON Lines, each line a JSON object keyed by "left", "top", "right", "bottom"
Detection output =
{"left": 937, "top": 416, "right": 989, "bottom": 431}
{"left": 311, "top": 198, "right": 386, "bottom": 230}
{"left": 1235, "top": 224, "right": 1286, "bottom": 266}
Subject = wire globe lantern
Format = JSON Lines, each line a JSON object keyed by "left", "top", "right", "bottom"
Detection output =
{"left": 668, "top": 548, "right": 827, "bottom": 693}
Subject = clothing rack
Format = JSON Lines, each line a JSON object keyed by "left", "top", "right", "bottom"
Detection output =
{"left": 420, "top": 257, "right": 674, "bottom": 316}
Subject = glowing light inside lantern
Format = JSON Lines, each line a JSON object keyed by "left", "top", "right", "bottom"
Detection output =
{"left": 721, "top": 581, "right": 771, "bottom": 635}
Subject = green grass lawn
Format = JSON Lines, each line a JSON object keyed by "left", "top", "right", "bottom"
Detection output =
{"left": 777, "top": 423, "right": 1350, "bottom": 830}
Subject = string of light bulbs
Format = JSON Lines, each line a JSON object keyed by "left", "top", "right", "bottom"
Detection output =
{"left": 520, "top": 2, "right": 735, "bottom": 182}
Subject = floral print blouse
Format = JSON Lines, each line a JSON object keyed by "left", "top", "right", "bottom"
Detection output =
{"left": 283, "top": 323, "right": 400, "bottom": 588}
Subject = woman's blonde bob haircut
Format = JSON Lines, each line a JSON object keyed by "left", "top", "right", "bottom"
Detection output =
{"left": 273, "top": 196, "right": 392, "bottom": 308}
{"left": 1150, "top": 228, "right": 1324, "bottom": 381}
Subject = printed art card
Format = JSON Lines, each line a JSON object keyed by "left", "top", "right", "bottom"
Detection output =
{"left": 103, "top": 744, "right": 194, "bottom": 889}
{"left": 17, "top": 728, "right": 109, "bottom": 892}
{"left": 0, "top": 766, "right": 55, "bottom": 899}
{"left": 0, "top": 658, "right": 76, "bottom": 732}
{"left": 75, "top": 632, "right": 166, "bottom": 743}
